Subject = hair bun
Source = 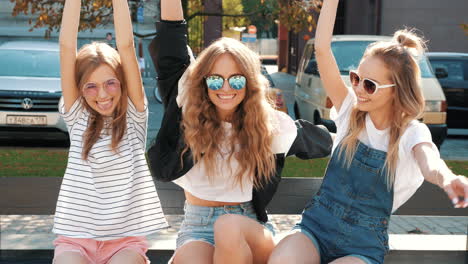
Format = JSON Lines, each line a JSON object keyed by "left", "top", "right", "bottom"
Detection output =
{"left": 393, "top": 29, "right": 426, "bottom": 54}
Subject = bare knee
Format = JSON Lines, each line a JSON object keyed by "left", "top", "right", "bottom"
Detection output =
{"left": 268, "top": 254, "right": 291, "bottom": 264}
{"left": 213, "top": 214, "right": 244, "bottom": 248}
{"left": 173, "top": 241, "right": 214, "bottom": 264}
{"left": 108, "top": 249, "right": 146, "bottom": 264}
{"left": 53, "top": 251, "right": 87, "bottom": 264}
{"left": 268, "top": 233, "right": 320, "bottom": 264}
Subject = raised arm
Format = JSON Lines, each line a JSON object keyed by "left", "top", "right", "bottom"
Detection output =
{"left": 112, "top": 0, "right": 145, "bottom": 111}
{"left": 148, "top": 0, "right": 190, "bottom": 108}
{"left": 315, "top": 0, "right": 350, "bottom": 111}
{"left": 59, "top": 0, "right": 81, "bottom": 112}
{"left": 413, "top": 143, "right": 468, "bottom": 208}
{"left": 161, "top": 0, "right": 184, "bottom": 20}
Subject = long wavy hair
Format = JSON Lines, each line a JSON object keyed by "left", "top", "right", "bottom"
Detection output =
{"left": 181, "top": 37, "right": 276, "bottom": 189}
{"left": 75, "top": 42, "right": 128, "bottom": 160}
{"left": 339, "top": 29, "right": 426, "bottom": 188}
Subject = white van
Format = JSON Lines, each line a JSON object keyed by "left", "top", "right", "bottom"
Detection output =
{"left": 294, "top": 36, "right": 447, "bottom": 148}
{"left": 0, "top": 41, "right": 67, "bottom": 140}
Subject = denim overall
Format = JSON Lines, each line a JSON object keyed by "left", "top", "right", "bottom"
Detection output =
{"left": 297, "top": 141, "right": 392, "bottom": 264}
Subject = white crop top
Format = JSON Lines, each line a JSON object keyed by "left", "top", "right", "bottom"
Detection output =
{"left": 175, "top": 71, "right": 297, "bottom": 202}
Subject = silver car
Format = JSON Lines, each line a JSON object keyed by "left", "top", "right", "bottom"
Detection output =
{"left": 0, "top": 41, "right": 67, "bottom": 139}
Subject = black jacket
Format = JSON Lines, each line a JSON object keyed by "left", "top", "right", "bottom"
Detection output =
{"left": 147, "top": 20, "right": 333, "bottom": 223}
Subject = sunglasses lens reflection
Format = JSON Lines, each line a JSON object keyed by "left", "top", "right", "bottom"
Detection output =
{"left": 228, "top": 75, "right": 246, "bottom": 90}
{"left": 206, "top": 76, "right": 224, "bottom": 90}
{"left": 350, "top": 72, "right": 377, "bottom": 95}
{"left": 350, "top": 72, "right": 360, "bottom": 86}
{"left": 363, "top": 80, "right": 377, "bottom": 94}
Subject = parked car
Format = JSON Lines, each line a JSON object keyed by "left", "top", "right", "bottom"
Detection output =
{"left": 427, "top": 52, "right": 468, "bottom": 129}
{"left": 0, "top": 41, "right": 67, "bottom": 140}
{"left": 261, "top": 65, "right": 288, "bottom": 114}
{"left": 295, "top": 36, "right": 447, "bottom": 148}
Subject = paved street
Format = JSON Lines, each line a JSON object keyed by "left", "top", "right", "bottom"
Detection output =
{"left": 2, "top": 214, "right": 467, "bottom": 251}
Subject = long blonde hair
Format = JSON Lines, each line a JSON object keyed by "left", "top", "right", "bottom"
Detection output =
{"left": 75, "top": 42, "right": 128, "bottom": 160}
{"left": 181, "top": 37, "right": 276, "bottom": 189}
{"left": 339, "top": 29, "right": 426, "bottom": 188}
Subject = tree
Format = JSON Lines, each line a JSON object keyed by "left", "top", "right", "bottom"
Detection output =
{"left": 462, "top": 24, "right": 468, "bottom": 36}
{"left": 278, "top": 0, "right": 321, "bottom": 33}
{"left": 10, "top": 0, "right": 115, "bottom": 37}
{"left": 10, "top": 0, "right": 322, "bottom": 38}
{"left": 242, "top": 0, "right": 279, "bottom": 38}
{"left": 223, "top": 0, "right": 249, "bottom": 31}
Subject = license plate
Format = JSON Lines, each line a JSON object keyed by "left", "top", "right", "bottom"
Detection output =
{"left": 6, "top": 115, "right": 47, "bottom": 125}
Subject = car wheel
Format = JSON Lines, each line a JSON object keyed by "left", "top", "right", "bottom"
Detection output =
{"left": 294, "top": 102, "right": 301, "bottom": 119}
{"left": 153, "top": 86, "right": 162, "bottom": 104}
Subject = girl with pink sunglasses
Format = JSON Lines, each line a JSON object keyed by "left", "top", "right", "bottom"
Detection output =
{"left": 53, "top": 0, "right": 168, "bottom": 263}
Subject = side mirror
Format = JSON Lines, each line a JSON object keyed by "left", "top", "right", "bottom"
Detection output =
{"left": 435, "top": 67, "right": 448, "bottom": 79}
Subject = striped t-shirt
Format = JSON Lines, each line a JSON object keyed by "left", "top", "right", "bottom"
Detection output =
{"left": 53, "top": 96, "right": 168, "bottom": 240}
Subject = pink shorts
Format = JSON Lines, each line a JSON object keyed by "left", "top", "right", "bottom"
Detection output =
{"left": 53, "top": 235, "right": 150, "bottom": 264}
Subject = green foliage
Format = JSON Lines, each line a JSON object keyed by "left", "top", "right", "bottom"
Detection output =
{"left": 278, "top": 0, "right": 321, "bottom": 33}
{"left": 223, "top": 0, "right": 250, "bottom": 31}
{"left": 10, "top": 0, "right": 321, "bottom": 40}
{"left": 10, "top": 0, "right": 116, "bottom": 37}
{"left": 462, "top": 24, "right": 468, "bottom": 36}
{"left": 186, "top": 0, "right": 204, "bottom": 54}
{"left": 2, "top": 149, "right": 468, "bottom": 178}
{"left": 242, "top": 0, "right": 278, "bottom": 38}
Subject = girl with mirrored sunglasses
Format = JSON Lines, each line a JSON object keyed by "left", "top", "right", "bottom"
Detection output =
{"left": 268, "top": 1, "right": 468, "bottom": 264}
{"left": 146, "top": 0, "right": 333, "bottom": 263}
{"left": 53, "top": 1, "right": 168, "bottom": 263}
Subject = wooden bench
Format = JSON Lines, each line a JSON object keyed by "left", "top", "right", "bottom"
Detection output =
{"left": 1, "top": 177, "right": 467, "bottom": 264}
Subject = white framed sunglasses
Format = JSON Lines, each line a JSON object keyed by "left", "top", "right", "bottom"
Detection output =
{"left": 349, "top": 70, "right": 395, "bottom": 95}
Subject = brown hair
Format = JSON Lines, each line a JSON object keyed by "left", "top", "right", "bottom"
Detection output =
{"left": 181, "top": 37, "right": 276, "bottom": 189}
{"left": 75, "top": 42, "right": 128, "bottom": 160}
{"left": 339, "top": 29, "right": 426, "bottom": 188}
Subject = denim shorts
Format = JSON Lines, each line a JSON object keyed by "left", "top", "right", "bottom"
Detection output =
{"left": 291, "top": 225, "right": 375, "bottom": 264}
{"left": 291, "top": 195, "right": 389, "bottom": 264}
{"left": 176, "top": 201, "right": 276, "bottom": 249}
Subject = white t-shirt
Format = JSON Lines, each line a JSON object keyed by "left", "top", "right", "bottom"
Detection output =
{"left": 173, "top": 110, "right": 297, "bottom": 202}
{"left": 331, "top": 92, "right": 438, "bottom": 212}
{"left": 53, "top": 97, "right": 168, "bottom": 240}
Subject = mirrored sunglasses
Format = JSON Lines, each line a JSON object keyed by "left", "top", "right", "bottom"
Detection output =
{"left": 205, "top": 74, "right": 246, "bottom": 90}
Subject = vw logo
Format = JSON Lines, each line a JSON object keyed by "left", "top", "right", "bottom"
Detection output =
{"left": 22, "top": 98, "right": 33, "bottom": 110}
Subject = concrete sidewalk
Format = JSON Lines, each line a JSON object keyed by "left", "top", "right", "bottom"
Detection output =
{"left": 1, "top": 214, "right": 467, "bottom": 251}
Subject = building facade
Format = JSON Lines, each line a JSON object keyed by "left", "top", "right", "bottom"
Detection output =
{"left": 285, "top": 0, "right": 468, "bottom": 74}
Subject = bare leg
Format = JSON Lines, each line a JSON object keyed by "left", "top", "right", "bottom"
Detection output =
{"left": 268, "top": 232, "right": 320, "bottom": 264}
{"left": 53, "top": 251, "right": 88, "bottom": 264}
{"left": 172, "top": 241, "right": 215, "bottom": 264}
{"left": 213, "top": 214, "right": 275, "bottom": 264}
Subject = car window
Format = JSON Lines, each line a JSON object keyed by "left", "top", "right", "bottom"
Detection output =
{"left": 0, "top": 49, "right": 60, "bottom": 78}
{"left": 429, "top": 59, "right": 466, "bottom": 81}
{"left": 302, "top": 43, "right": 317, "bottom": 75}
{"left": 329, "top": 41, "right": 434, "bottom": 78}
